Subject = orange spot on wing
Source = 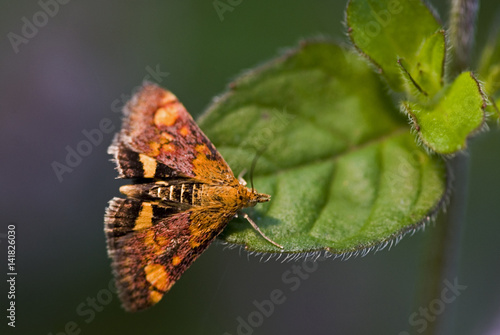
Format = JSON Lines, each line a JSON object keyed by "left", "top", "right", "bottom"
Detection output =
{"left": 149, "top": 290, "right": 163, "bottom": 304}
{"left": 139, "top": 154, "right": 157, "bottom": 178}
{"left": 133, "top": 202, "right": 153, "bottom": 230}
{"left": 172, "top": 256, "right": 181, "bottom": 266}
{"left": 144, "top": 230, "right": 167, "bottom": 256}
{"left": 154, "top": 105, "right": 179, "bottom": 127}
{"left": 161, "top": 132, "right": 174, "bottom": 142}
{"left": 145, "top": 263, "right": 170, "bottom": 292}
{"left": 160, "top": 91, "right": 178, "bottom": 105}
{"left": 195, "top": 144, "right": 209, "bottom": 154}
{"left": 149, "top": 142, "right": 161, "bottom": 156}
{"left": 180, "top": 126, "right": 190, "bottom": 137}
{"left": 161, "top": 143, "right": 176, "bottom": 152}
{"left": 155, "top": 235, "right": 168, "bottom": 249}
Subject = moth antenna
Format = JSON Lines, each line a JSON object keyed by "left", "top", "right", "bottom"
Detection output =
{"left": 241, "top": 212, "right": 283, "bottom": 249}
{"left": 249, "top": 147, "right": 267, "bottom": 193}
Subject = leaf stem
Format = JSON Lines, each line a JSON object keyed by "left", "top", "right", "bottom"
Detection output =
{"left": 449, "top": 0, "right": 480, "bottom": 74}
{"left": 416, "top": 155, "right": 470, "bottom": 335}
{"left": 414, "top": 1, "right": 479, "bottom": 334}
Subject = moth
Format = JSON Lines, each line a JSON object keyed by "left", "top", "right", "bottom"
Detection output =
{"left": 105, "top": 83, "right": 282, "bottom": 312}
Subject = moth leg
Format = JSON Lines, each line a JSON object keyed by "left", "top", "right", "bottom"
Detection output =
{"left": 240, "top": 212, "right": 283, "bottom": 249}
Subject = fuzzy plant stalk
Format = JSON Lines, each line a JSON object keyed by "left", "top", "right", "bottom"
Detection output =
{"left": 416, "top": 1, "right": 479, "bottom": 334}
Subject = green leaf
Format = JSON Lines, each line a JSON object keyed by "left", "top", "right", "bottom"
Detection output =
{"left": 398, "top": 31, "right": 446, "bottom": 98}
{"left": 198, "top": 41, "right": 448, "bottom": 253}
{"left": 477, "top": 28, "right": 500, "bottom": 122}
{"left": 346, "top": 0, "right": 442, "bottom": 94}
{"left": 402, "top": 72, "right": 486, "bottom": 155}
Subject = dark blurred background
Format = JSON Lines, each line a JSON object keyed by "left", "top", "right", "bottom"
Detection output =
{"left": 1, "top": 1, "right": 499, "bottom": 334}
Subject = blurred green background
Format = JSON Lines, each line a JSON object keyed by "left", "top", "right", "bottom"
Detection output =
{"left": 1, "top": 1, "right": 499, "bottom": 334}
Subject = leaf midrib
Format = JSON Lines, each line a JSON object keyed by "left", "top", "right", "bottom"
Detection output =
{"left": 220, "top": 125, "right": 409, "bottom": 178}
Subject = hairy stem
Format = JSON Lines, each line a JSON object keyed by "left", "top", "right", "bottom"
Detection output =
{"left": 414, "top": 1, "right": 478, "bottom": 335}
{"left": 416, "top": 155, "right": 470, "bottom": 335}
{"left": 449, "top": 0, "right": 480, "bottom": 74}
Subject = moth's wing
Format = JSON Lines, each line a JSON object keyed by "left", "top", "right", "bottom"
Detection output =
{"left": 108, "top": 137, "right": 179, "bottom": 179}
{"left": 109, "top": 83, "right": 236, "bottom": 184}
{"left": 104, "top": 198, "right": 232, "bottom": 312}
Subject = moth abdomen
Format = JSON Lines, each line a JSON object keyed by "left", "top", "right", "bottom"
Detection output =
{"left": 120, "top": 182, "right": 203, "bottom": 206}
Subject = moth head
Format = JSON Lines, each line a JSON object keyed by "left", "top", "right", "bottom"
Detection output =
{"left": 253, "top": 192, "right": 271, "bottom": 204}
{"left": 237, "top": 184, "right": 270, "bottom": 208}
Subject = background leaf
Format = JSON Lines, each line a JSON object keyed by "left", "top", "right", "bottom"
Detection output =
{"left": 402, "top": 72, "right": 486, "bottom": 155}
{"left": 346, "top": 0, "right": 442, "bottom": 93}
{"left": 198, "top": 41, "right": 448, "bottom": 253}
{"left": 477, "top": 26, "right": 500, "bottom": 122}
